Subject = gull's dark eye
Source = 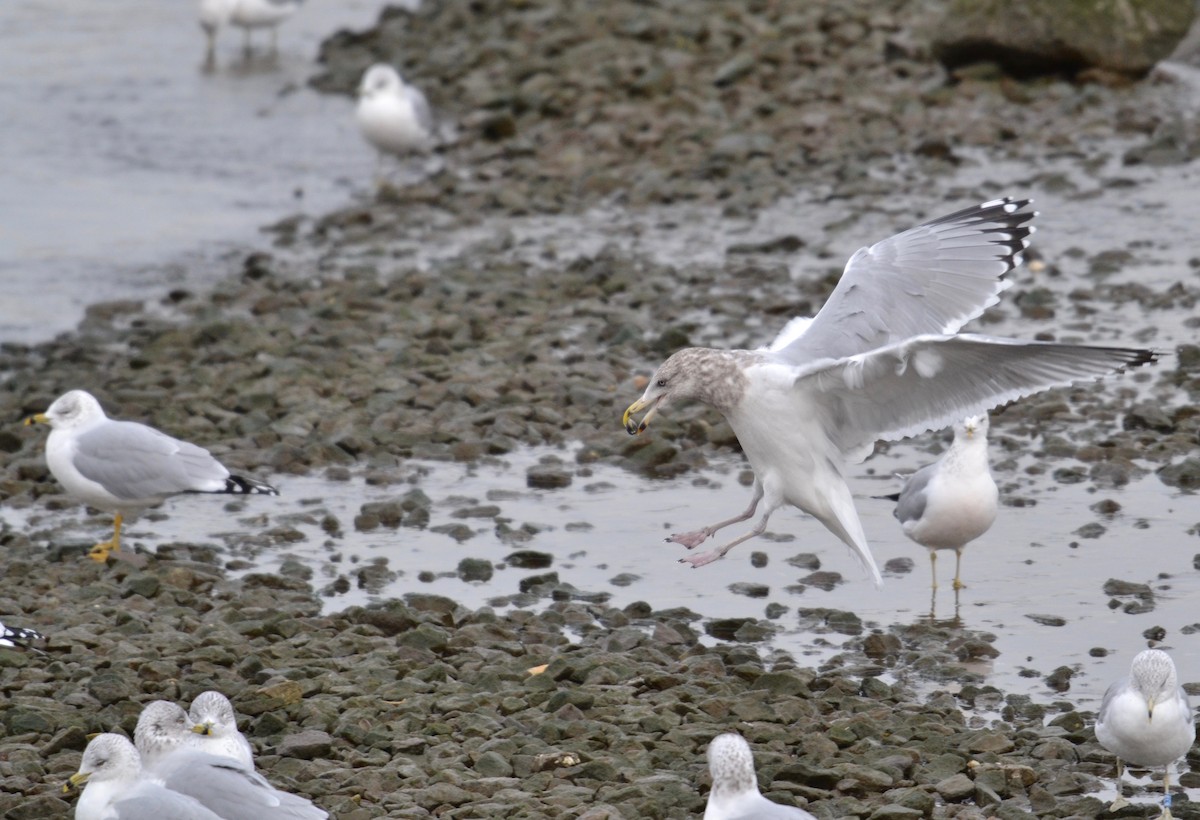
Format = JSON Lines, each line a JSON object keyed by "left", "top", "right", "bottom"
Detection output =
{"left": 656, "top": 378, "right": 667, "bottom": 387}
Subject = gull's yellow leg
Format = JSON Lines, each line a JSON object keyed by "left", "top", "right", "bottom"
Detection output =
{"left": 952, "top": 547, "right": 966, "bottom": 591}
{"left": 1109, "top": 758, "right": 1129, "bottom": 812}
{"left": 1161, "top": 768, "right": 1175, "bottom": 819}
{"left": 929, "top": 550, "right": 938, "bottom": 590}
{"left": 88, "top": 512, "right": 122, "bottom": 563}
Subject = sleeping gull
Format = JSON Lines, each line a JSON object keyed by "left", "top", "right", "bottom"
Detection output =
{"left": 0, "top": 619, "right": 45, "bottom": 654}
{"left": 1095, "top": 649, "right": 1195, "bottom": 816}
{"left": 356, "top": 64, "right": 438, "bottom": 181}
{"left": 879, "top": 413, "right": 998, "bottom": 590}
{"left": 24, "top": 390, "right": 278, "bottom": 562}
{"left": 704, "top": 733, "right": 815, "bottom": 820}
{"left": 623, "top": 198, "right": 1157, "bottom": 586}
{"left": 65, "top": 733, "right": 223, "bottom": 820}
{"left": 135, "top": 701, "right": 327, "bottom": 819}
{"left": 199, "top": 0, "right": 304, "bottom": 60}
{"left": 189, "top": 690, "right": 255, "bottom": 767}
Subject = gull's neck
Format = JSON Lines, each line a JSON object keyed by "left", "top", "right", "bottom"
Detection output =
{"left": 685, "top": 348, "right": 760, "bottom": 414}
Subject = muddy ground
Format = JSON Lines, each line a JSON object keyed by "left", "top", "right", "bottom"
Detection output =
{"left": 1, "top": 0, "right": 1199, "bottom": 817}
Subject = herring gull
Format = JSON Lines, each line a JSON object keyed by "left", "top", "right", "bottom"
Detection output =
{"left": 623, "top": 198, "right": 1157, "bottom": 585}
{"left": 703, "top": 733, "right": 815, "bottom": 820}
{"left": 879, "top": 413, "right": 997, "bottom": 590}
{"left": 1095, "top": 649, "right": 1195, "bottom": 816}
{"left": 135, "top": 700, "right": 327, "bottom": 819}
{"left": 65, "top": 733, "right": 223, "bottom": 820}
{"left": 24, "top": 390, "right": 278, "bottom": 562}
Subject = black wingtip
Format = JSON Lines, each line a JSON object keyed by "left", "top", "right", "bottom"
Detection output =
{"left": 223, "top": 475, "right": 280, "bottom": 496}
{"left": 871, "top": 493, "right": 902, "bottom": 502}
{"left": 1, "top": 625, "right": 47, "bottom": 655}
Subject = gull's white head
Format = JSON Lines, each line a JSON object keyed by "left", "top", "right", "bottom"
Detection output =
{"left": 358, "top": 63, "right": 403, "bottom": 99}
{"left": 955, "top": 413, "right": 990, "bottom": 441}
{"left": 189, "top": 690, "right": 238, "bottom": 734}
{"left": 134, "top": 700, "right": 193, "bottom": 766}
{"left": 707, "top": 733, "right": 760, "bottom": 799}
{"left": 198, "top": 0, "right": 234, "bottom": 34}
{"left": 26, "top": 390, "right": 107, "bottom": 431}
{"left": 624, "top": 348, "right": 747, "bottom": 435}
{"left": 1131, "top": 649, "right": 1179, "bottom": 718}
{"left": 68, "top": 733, "right": 141, "bottom": 791}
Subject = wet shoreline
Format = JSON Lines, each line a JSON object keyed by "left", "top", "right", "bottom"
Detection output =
{"left": 3, "top": 0, "right": 1200, "bottom": 817}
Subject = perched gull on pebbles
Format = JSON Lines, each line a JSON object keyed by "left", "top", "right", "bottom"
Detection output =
{"left": 0, "top": 619, "right": 45, "bottom": 653}
{"left": 189, "top": 690, "right": 255, "bottom": 768}
{"left": 356, "top": 64, "right": 437, "bottom": 178}
{"left": 135, "top": 701, "right": 328, "bottom": 819}
{"left": 199, "top": 0, "right": 304, "bottom": 59}
{"left": 24, "top": 390, "right": 278, "bottom": 562}
{"left": 66, "top": 733, "right": 223, "bottom": 820}
{"left": 704, "top": 733, "right": 815, "bottom": 820}
{"left": 879, "top": 413, "right": 998, "bottom": 590}
{"left": 623, "top": 198, "right": 1157, "bottom": 586}
{"left": 1095, "top": 649, "right": 1195, "bottom": 816}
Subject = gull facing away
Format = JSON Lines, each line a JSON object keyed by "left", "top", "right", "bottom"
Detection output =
{"left": 356, "top": 64, "right": 438, "bottom": 180}
{"left": 65, "top": 733, "right": 223, "bottom": 820}
{"left": 135, "top": 701, "right": 328, "bottom": 819}
{"left": 1095, "top": 649, "right": 1196, "bottom": 817}
{"left": 199, "top": 0, "right": 304, "bottom": 60}
{"left": 24, "top": 390, "right": 278, "bottom": 562}
{"left": 623, "top": 198, "right": 1157, "bottom": 586}
{"left": 189, "top": 690, "right": 255, "bottom": 768}
{"left": 879, "top": 413, "right": 998, "bottom": 590}
{"left": 703, "top": 733, "right": 815, "bottom": 820}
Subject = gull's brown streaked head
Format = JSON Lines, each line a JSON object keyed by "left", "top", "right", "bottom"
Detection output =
{"left": 623, "top": 348, "right": 752, "bottom": 435}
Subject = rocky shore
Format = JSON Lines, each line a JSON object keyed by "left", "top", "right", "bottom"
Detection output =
{"left": 2, "top": 0, "right": 1200, "bottom": 817}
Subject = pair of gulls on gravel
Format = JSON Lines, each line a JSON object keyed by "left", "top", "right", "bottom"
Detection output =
{"left": 67, "top": 693, "right": 325, "bottom": 819}
{"left": 198, "top": 0, "right": 304, "bottom": 60}
{"left": 25, "top": 198, "right": 1154, "bottom": 587}
{"left": 707, "top": 648, "right": 1195, "bottom": 818}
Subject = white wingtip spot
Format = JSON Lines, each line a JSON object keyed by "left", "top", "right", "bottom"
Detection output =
{"left": 912, "top": 348, "right": 944, "bottom": 379}
{"left": 980, "top": 197, "right": 1006, "bottom": 209}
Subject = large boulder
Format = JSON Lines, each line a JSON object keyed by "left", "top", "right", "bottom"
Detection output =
{"left": 931, "top": 0, "right": 1196, "bottom": 78}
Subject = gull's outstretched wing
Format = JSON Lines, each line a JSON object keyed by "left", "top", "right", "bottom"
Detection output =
{"left": 775, "top": 198, "right": 1036, "bottom": 365}
{"left": 796, "top": 333, "right": 1156, "bottom": 461}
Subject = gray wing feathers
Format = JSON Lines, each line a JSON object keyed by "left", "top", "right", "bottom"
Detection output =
{"left": 894, "top": 465, "right": 935, "bottom": 524}
{"left": 778, "top": 198, "right": 1035, "bottom": 365}
{"left": 408, "top": 86, "right": 435, "bottom": 136}
{"left": 72, "top": 421, "right": 228, "bottom": 500}
{"left": 800, "top": 334, "right": 1154, "bottom": 459}
{"left": 116, "top": 789, "right": 226, "bottom": 820}
{"left": 153, "top": 752, "right": 327, "bottom": 819}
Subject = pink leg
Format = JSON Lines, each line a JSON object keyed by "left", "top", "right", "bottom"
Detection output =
{"left": 679, "top": 509, "right": 772, "bottom": 568}
{"left": 667, "top": 483, "right": 764, "bottom": 549}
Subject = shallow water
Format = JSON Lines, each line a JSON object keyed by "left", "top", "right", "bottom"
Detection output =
{"left": 12, "top": 439, "right": 1198, "bottom": 719}
{"left": 0, "top": 0, "right": 394, "bottom": 344}
{"left": 6, "top": 3, "right": 1200, "bottom": 810}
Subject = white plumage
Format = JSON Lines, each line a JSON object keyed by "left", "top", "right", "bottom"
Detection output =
{"left": 887, "top": 413, "right": 998, "bottom": 590}
{"left": 703, "top": 734, "right": 815, "bottom": 820}
{"left": 1095, "top": 649, "right": 1195, "bottom": 816}
{"left": 624, "top": 198, "right": 1157, "bottom": 585}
